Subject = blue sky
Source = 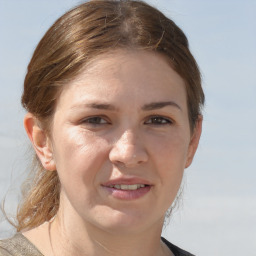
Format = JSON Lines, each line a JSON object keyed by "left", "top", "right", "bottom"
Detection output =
{"left": 0, "top": 0, "right": 255, "bottom": 255}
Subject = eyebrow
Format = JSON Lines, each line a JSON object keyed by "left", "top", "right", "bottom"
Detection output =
{"left": 72, "top": 101, "right": 181, "bottom": 111}
{"left": 72, "top": 103, "right": 117, "bottom": 110}
{"left": 142, "top": 101, "right": 182, "bottom": 111}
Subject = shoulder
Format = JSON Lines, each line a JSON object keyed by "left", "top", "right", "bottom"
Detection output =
{"left": 161, "top": 237, "right": 195, "bottom": 256}
{"left": 0, "top": 233, "right": 43, "bottom": 256}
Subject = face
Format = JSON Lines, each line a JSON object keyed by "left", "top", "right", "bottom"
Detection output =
{"left": 40, "top": 50, "right": 201, "bottom": 234}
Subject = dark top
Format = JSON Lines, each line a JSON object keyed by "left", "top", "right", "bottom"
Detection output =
{"left": 161, "top": 237, "right": 195, "bottom": 256}
{"left": 0, "top": 233, "right": 195, "bottom": 256}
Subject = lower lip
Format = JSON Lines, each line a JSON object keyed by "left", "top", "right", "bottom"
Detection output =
{"left": 102, "top": 186, "right": 151, "bottom": 200}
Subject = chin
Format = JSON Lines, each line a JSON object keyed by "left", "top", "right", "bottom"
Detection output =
{"left": 90, "top": 207, "right": 164, "bottom": 235}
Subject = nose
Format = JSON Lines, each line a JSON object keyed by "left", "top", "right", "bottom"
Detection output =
{"left": 109, "top": 129, "right": 148, "bottom": 168}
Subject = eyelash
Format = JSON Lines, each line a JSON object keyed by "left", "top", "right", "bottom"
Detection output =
{"left": 81, "top": 116, "right": 173, "bottom": 126}
{"left": 144, "top": 116, "right": 173, "bottom": 125}
{"left": 81, "top": 116, "right": 109, "bottom": 125}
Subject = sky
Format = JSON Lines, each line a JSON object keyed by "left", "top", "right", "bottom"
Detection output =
{"left": 0, "top": 0, "right": 255, "bottom": 255}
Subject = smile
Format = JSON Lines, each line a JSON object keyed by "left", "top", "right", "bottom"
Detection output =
{"left": 102, "top": 184, "right": 151, "bottom": 200}
{"left": 107, "top": 184, "right": 146, "bottom": 190}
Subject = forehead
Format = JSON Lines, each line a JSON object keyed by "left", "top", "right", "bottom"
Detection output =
{"left": 76, "top": 49, "right": 183, "bottom": 84}
{"left": 57, "top": 50, "right": 187, "bottom": 110}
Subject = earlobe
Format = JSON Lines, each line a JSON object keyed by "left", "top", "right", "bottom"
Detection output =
{"left": 185, "top": 116, "right": 203, "bottom": 168}
{"left": 24, "top": 113, "right": 56, "bottom": 171}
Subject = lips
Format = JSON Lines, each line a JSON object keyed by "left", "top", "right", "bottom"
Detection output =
{"left": 101, "top": 177, "right": 152, "bottom": 200}
{"left": 107, "top": 184, "right": 146, "bottom": 190}
{"left": 102, "top": 177, "right": 151, "bottom": 186}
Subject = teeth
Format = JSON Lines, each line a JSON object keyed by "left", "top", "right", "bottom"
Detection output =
{"left": 109, "top": 184, "right": 146, "bottom": 190}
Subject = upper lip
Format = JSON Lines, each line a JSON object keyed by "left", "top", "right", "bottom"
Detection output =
{"left": 101, "top": 177, "right": 152, "bottom": 187}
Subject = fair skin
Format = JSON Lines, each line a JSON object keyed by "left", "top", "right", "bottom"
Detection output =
{"left": 23, "top": 50, "right": 202, "bottom": 256}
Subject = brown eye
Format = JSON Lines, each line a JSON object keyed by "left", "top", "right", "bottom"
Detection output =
{"left": 83, "top": 117, "right": 108, "bottom": 125}
{"left": 145, "top": 116, "right": 172, "bottom": 125}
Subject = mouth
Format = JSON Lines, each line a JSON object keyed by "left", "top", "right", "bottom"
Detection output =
{"left": 101, "top": 179, "right": 152, "bottom": 200}
{"left": 107, "top": 184, "right": 148, "bottom": 190}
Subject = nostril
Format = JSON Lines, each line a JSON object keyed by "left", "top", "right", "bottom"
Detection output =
{"left": 109, "top": 134, "right": 148, "bottom": 167}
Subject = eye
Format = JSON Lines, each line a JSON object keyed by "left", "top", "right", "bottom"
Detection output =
{"left": 145, "top": 116, "right": 173, "bottom": 125}
{"left": 81, "top": 116, "right": 109, "bottom": 125}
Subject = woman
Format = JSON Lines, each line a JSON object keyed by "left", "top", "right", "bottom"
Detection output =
{"left": 0, "top": 0, "right": 204, "bottom": 255}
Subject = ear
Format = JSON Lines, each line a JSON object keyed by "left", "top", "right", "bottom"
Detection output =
{"left": 24, "top": 113, "right": 56, "bottom": 171}
{"left": 185, "top": 115, "right": 203, "bottom": 168}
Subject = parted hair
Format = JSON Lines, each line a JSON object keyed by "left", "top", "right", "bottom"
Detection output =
{"left": 12, "top": 0, "right": 204, "bottom": 231}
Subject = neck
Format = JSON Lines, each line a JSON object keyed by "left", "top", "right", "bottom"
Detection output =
{"left": 49, "top": 212, "right": 169, "bottom": 256}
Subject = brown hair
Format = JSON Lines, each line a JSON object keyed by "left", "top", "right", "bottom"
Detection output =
{"left": 14, "top": 0, "right": 204, "bottom": 231}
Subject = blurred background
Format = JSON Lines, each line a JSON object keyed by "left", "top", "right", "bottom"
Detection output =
{"left": 0, "top": 0, "right": 255, "bottom": 255}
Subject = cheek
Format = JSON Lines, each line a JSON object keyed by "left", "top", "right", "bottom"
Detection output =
{"left": 149, "top": 129, "right": 190, "bottom": 168}
{"left": 155, "top": 137, "right": 188, "bottom": 202}
{"left": 52, "top": 128, "right": 113, "bottom": 214}
{"left": 148, "top": 129, "right": 190, "bottom": 197}
{"left": 52, "top": 128, "right": 110, "bottom": 187}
